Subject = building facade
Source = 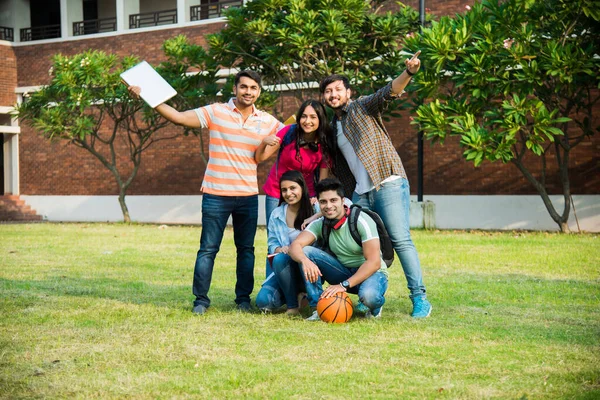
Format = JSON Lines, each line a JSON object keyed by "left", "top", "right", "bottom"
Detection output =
{"left": 1, "top": 0, "right": 598, "bottom": 230}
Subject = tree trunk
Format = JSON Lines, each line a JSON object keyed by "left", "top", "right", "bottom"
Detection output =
{"left": 511, "top": 158, "right": 571, "bottom": 233}
{"left": 118, "top": 191, "right": 131, "bottom": 223}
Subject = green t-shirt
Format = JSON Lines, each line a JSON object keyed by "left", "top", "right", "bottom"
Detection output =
{"left": 307, "top": 213, "right": 388, "bottom": 276}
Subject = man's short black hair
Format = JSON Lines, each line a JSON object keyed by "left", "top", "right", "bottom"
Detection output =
{"left": 235, "top": 70, "right": 262, "bottom": 88}
{"left": 316, "top": 178, "right": 345, "bottom": 199}
{"left": 319, "top": 74, "right": 351, "bottom": 94}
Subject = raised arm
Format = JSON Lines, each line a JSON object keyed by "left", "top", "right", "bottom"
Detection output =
{"left": 154, "top": 103, "right": 202, "bottom": 128}
{"left": 128, "top": 85, "right": 201, "bottom": 128}
{"left": 391, "top": 50, "right": 421, "bottom": 95}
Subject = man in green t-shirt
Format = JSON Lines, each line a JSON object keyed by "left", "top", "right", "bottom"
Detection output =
{"left": 289, "top": 178, "right": 388, "bottom": 320}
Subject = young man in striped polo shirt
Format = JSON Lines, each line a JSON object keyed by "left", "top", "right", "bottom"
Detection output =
{"left": 148, "top": 70, "right": 284, "bottom": 314}
{"left": 318, "top": 52, "right": 432, "bottom": 318}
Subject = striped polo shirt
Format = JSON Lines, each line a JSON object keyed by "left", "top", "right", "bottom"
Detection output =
{"left": 194, "top": 98, "right": 283, "bottom": 196}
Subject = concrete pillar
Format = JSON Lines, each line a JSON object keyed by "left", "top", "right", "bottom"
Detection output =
{"left": 177, "top": 0, "right": 185, "bottom": 24}
{"left": 117, "top": 0, "right": 139, "bottom": 31}
{"left": 60, "top": 0, "right": 68, "bottom": 38}
{"left": 66, "top": 0, "right": 84, "bottom": 36}
{"left": 410, "top": 200, "right": 437, "bottom": 230}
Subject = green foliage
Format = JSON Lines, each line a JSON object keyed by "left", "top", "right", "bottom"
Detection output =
{"left": 207, "top": 0, "right": 428, "bottom": 98}
{"left": 16, "top": 50, "right": 174, "bottom": 222}
{"left": 159, "top": 35, "right": 279, "bottom": 120}
{"left": 409, "top": 0, "right": 600, "bottom": 231}
{"left": 18, "top": 51, "right": 137, "bottom": 141}
{"left": 410, "top": 0, "right": 599, "bottom": 165}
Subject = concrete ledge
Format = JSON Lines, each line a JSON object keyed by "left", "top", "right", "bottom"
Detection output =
{"left": 20, "top": 194, "right": 600, "bottom": 232}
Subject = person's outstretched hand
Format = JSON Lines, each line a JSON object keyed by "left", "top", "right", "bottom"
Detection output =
{"left": 405, "top": 50, "right": 421, "bottom": 75}
{"left": 128, "top": 85, "right": 142, "bottom": 99}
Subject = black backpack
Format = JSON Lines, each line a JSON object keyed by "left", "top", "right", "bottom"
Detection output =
{"left": 321, "top": 205, "right": 395, "bottom": 267}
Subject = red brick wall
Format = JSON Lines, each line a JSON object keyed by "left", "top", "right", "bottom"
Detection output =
{"left": 13, "top": 7, "right": 600, "bottom": 196}
{"left": 14, "top": 24, "right": 224, "bottom": 87}
{"left": 0, "top": 44, "right": 17, "bottom": 107}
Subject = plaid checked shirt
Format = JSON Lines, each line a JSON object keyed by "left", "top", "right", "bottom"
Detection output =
{"left": 331, "top": 82, "right": 408, "bottom": 197}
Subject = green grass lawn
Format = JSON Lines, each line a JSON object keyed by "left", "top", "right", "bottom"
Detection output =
{"left": 1, "top": 223, "right": 598, "bottom": 399}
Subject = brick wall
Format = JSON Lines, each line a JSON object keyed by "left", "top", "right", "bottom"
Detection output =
{"left": 14, "top": 24, "right": 224, "bottom": 87}
{"left": 0, "top": 43, "right": 17, "bottom": 107}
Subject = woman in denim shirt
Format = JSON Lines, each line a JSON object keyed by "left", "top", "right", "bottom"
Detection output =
{"left": 255, "top": 171, "right": 323, "bottom": 315}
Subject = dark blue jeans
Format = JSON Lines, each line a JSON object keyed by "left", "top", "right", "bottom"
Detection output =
{"left": 192, "top": 193, "right": 258, "bottom": 308}
{"left": 272, "top": 253, "right": 322, "bottom": 309}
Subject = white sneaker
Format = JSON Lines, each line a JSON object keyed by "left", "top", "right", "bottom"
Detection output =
{"left": 365, "top": 307, "right": 383, "bottom": 319}
{"left": 305, "top": 310, "right": 320, "bottom": 321}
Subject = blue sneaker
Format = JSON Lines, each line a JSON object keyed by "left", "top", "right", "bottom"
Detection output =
{"left": 411, "top": 297, "right": 432, "bottom": 318}
{"left": 355, "top": 301, "right": 370, "bottom": 314}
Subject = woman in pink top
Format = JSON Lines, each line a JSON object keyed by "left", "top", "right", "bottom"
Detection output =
{"left": 257, "top": 99, "right": 333, "bottom": 227}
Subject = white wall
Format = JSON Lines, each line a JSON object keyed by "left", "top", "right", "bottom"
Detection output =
{"left": 0, "top": 0, "right": 30, "bottom": 37}
{"left": 20, "top": 195, "right": 600, "bottom": 232}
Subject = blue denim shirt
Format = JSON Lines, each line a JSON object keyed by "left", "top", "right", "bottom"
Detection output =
{"left": 267, "top": 204, "right": 301, "bottom": 254}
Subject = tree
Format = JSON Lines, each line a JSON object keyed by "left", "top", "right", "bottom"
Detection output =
{"left": 408, "top": 0, "right": 600, "bottom": 232}
{"left": 207, "top": 0, "right": 427, "bottom": 102}
{"left": 17, "top": 50, "right": 175, "bottom": 222}
{"left": 156, "top": 34, "right": 282, "bottom": 164}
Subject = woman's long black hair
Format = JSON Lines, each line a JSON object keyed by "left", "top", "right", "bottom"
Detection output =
{"left": 277, "top": 100, "right": 334, "bottom": 174}
{"left": 278, "top": 170, "right": 315, "bottom": 231}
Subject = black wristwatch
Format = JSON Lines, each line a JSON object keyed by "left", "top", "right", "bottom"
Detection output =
{"left": 341, "top": 280, "right": 350, "bottom": 290}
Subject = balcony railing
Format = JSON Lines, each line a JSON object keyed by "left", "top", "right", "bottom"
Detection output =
{"left": 190, "top": 0, "right": 242, "bottom": 21}
{"left": 20, "top": 24, "right": 61, "bottom": 42}
{"left": 0, "top": 26, "right": 14, "bottom": 41}
{"left": 73, "top": 17, "right": 117, "bottom": 36}
{"left": 129, "top": 9, "right": 177, "bottom": 29}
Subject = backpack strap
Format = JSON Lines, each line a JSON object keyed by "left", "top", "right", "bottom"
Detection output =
{"left": 320, "top": 217, "right": 334, "bottom": 256}
{"left": 348, "top": 205, "right": 363, "bottom": 248}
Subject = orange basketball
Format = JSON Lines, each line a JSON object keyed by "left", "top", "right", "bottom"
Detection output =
{"left": 317, "top": 291, "right": 353, "bottom": 323}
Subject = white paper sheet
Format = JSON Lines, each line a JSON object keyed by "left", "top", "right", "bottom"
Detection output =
{"left": 120, "top": 61, "right": 177, "bottom": 108}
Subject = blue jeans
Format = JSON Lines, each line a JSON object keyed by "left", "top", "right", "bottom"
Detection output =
{"left": 265, "top": 195, "right": 280, "bottom": 229}
{"left": 302, "top": 247, "right": 387, "bottom": 312}
{"left": 272, "top": 253, "right": 322, "bottom": 309}
{"left": 353, "top": 178, "right": 426, "bottom": 299}
{"left": 193, "top": 193, "right": 258, "bottom": 308}
{"left": 258, "top": 194, "right": 285, "bottom": 308}
{"left": 255, "top": 270, "right": 284, "bottom": 310}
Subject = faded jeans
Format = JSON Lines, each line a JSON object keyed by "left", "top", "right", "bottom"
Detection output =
{"left": 301, "top": 246, "right": 387, "bottom": 313}
{"left": 353, "top": 177, "right": 426, "bottom": 299}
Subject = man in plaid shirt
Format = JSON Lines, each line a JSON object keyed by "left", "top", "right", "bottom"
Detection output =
{"left": 319, "top": 51, "right": 432, "bottom": 318}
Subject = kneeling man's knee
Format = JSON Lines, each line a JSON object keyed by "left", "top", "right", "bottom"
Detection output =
{"left": 360, "top": 287, "right": 385, "bottom": 310}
